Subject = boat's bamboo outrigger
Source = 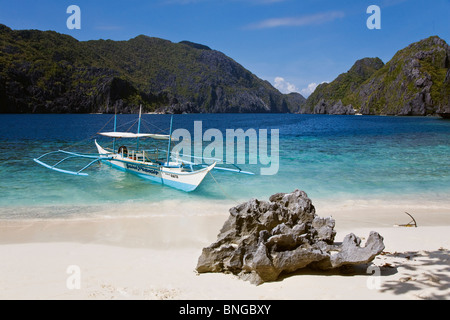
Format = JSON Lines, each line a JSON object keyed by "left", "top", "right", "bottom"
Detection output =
{"left": 34, "top": 150, "right": 114, "bottom": 176}
{"left": 33, "top": 108, "right": 254, "bottom": 192}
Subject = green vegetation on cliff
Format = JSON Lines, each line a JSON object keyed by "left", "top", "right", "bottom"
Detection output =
{"left": 356, "top": 36, "right": 450, "bottom": 115}
{"left": 0, "top": 24, "right": 300, "bottom": 113}
{"left": 303, "top": 57, "right": 384, "bottom": 113}
{"left": 303, "top": 36, "right": 450, "bottom": 116}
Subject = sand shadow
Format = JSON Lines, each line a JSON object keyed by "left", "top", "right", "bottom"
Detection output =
{"left": 276, "top": 260, "right": 398, "bottom": 282}
{"left": 379, "top": 249, "right": 450, "bottom": 300}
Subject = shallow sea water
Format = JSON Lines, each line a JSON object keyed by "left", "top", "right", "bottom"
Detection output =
{"left": 0, "top": 114, "right": 448, "bottom": 219}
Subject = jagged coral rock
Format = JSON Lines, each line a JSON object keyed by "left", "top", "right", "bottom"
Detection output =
{"left": 196, "top": 190, "right": 385, "bottom": 285}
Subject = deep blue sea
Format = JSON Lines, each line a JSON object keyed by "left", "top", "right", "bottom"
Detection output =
{"left": 0, "top": 114, "right": 449, "bottom": 219}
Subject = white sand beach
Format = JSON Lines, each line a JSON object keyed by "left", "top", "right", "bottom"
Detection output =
{"left": 0, "top": 199, "right": 449, "bottom": 300}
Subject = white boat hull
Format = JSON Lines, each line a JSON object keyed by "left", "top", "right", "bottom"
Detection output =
{"left": 95, "top": 140, "right": 215, "bottom": 192}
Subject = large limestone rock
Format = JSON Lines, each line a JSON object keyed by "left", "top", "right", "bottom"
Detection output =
{"left": 196, "top": 190, "right": 385, "bottom": 285}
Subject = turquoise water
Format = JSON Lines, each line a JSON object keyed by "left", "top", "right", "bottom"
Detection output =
{"left": 0, "top": 114, "right": 449, "bottom": 219}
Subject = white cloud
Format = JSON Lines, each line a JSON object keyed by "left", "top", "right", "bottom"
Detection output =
{"left": 246, "top": 11, "right": 345, "bottom": 29}
{"left": 274, "top": 78, "right": 329, "bottom": 96}
{"left": 274, "top": 77, "right": 298, "bottom": 94}
{"left": 300, "top": 82, "right": 328, "bottom": 97}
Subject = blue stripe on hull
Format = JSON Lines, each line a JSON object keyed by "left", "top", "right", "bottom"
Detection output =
{"left": 161, "top": 178, "right": 198, "bottom": 192}
{"left": 105, "top": 161, "right": 198, "bottom": 192}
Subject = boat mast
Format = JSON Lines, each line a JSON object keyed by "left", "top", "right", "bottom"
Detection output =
{"left": 136, "top": 105, "right": 142, "bottom": 150}
{"left": 112, "top": 107, "right": 117, "bottom": 153}
{"left": 166, "top": 115, "right": 174, "bottom": 165}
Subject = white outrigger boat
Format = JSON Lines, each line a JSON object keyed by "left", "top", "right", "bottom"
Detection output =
{"left": 34, "top": 109, "right": 253, "bottom": 192}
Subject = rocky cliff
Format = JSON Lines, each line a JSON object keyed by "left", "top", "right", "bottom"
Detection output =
{"left": 0, "top": 24, "right": 303, "bottom": 114}
{"left": 302, "top": 57, "right": 384, "bottom": 114}
{"left": 356, "top": 36, "right": 450, "bottom": 115}
{"left": 302, "top": 36, "right": 450, "bottom": 116}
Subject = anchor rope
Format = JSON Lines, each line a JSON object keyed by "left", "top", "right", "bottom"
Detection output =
{"left": 124, "top": 118, "right": 140, "bottom": 133}
{"left": 61, "top": 115, "right": 144, "bottom": 152}
{"left": 62, "top": 115, "right": 115, "bottom": 151}
{"left": 208, "top": 171, "right": 240, "bottom": 205}
{"left": 141, "top": 117, "right": 170, "bottom": 134}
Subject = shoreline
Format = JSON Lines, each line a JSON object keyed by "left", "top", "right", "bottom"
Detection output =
{"left": 1, "top": 195, "right": 449, "bottom": 229}
{"left": 0, "top": 198, "right": 449, "bottom": 300}
{"left": 2, "top": 113, "right": 447, "bottom": 118}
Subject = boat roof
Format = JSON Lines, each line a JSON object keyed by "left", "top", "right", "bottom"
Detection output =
{"left": 99, "top": 132, "right": 171, "bottom": 140}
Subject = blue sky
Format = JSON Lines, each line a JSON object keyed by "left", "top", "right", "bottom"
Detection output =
{"left": 1, "top": 0, "right": 449, "bottom": 97}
